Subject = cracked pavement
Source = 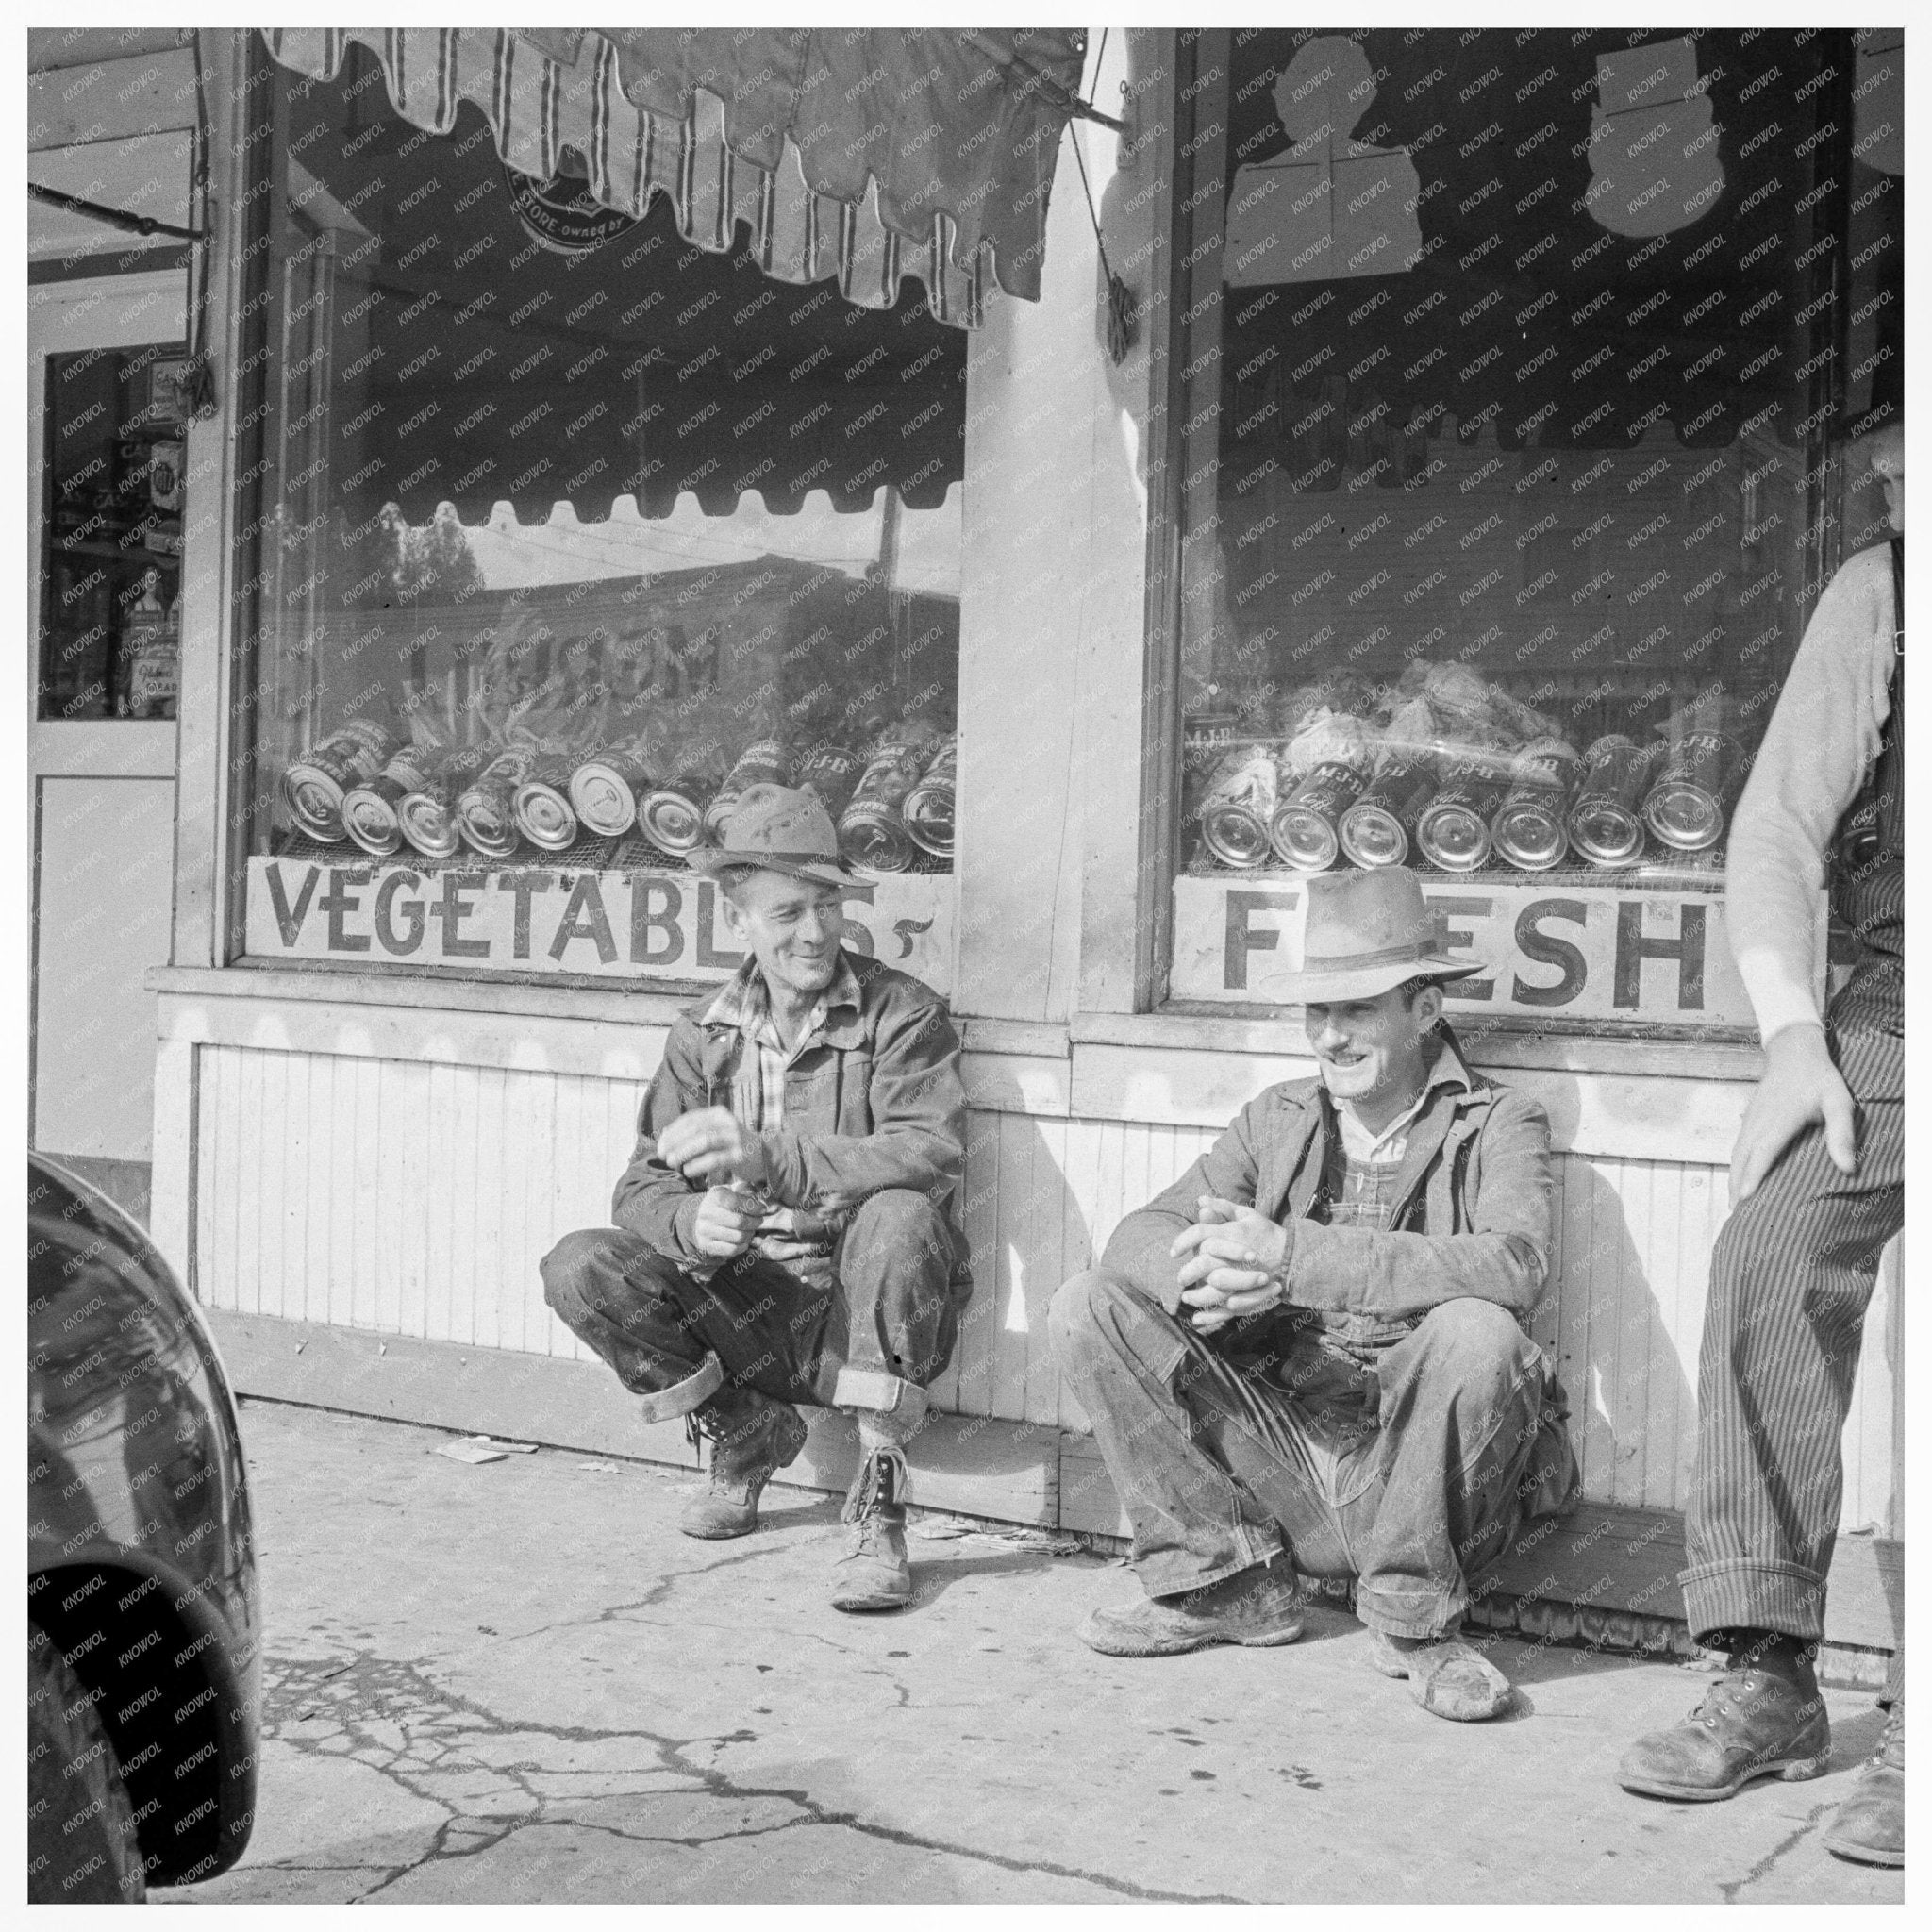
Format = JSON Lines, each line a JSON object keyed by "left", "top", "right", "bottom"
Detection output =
{"left": 158, "top": 1400, "right": 1905, "bottom": 1903}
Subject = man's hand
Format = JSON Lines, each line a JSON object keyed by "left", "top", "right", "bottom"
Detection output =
{"left": 658, "top": 1107, "right": 771, "bottom": 1191}
{"left": 1730, "top": 1023, "right": 1857, "bottom": 1208}
{"left": 689, "top": 1185, "right": 763, "bottom": 1260}
{"left": 1172, "top": 1194, "right": 1290, "bottom": 1332}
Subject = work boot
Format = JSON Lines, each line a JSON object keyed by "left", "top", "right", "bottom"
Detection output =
{"left": 1367, "top": 1627, "right": 1515, "bottom": 1722}
{"left": 1618, "top": 1661, "right": 1831, "bottom": 1801}
{"left": 679, "top": 1387, "right": 808, "bottom": 1540}
{"left": 1824, "top": 1694, "right": 1904, "bottom": 1867}
{"left": 830, "top": 1439, "right": 911, "bottom": 1613}
{"left": 1078, "top": 1560, "right": 1306, "bottom": 1657}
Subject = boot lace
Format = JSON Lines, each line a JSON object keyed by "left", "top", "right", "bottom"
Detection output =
{"left": 1869, "top": 1699, "right": 1905, "bottom": 1773}
{"left": 841, "top": 1444, "right": 908, "bottom": 1528}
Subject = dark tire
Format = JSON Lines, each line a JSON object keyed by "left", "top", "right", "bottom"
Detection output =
{"left": 27, "top": 1619, "right": 146, "bottom": 1904}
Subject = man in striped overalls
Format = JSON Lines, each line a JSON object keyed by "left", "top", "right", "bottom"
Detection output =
{"left": 1620, "top": 421, "right": 1904, "bottom": 1867}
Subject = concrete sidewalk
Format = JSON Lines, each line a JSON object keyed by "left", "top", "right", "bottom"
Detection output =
{"left": 160, "top": 1399, "right": 1905, "bottom": 1905}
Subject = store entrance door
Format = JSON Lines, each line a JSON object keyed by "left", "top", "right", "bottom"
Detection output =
{"left": 29, "top": 270, "right": 191, "bottom": 1226}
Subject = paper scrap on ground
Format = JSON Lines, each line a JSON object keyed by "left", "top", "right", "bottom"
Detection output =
{"left": 436, "top": 1439, "right": 510, "bottom": 1464}
{"left": 908, "top": 1515, "right": 1080, "bottom": 1556}
{"left": 577, "top": 1460, "right": 624, "bottom": 1473}
{"left": 473, "top": 1437, "right": 539, "bottom": 1453}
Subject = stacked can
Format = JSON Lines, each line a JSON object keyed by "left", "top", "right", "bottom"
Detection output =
{"left": 283, "top": 719, "right": 399, "bottom": 843}
{"left": 341, "top": 743, "right": 440, "bottom": 858}
{"left": 456, "top": 742, "right": 541, "bottom": 859}
{"left": 1567, "top": 734, "right": 1657, "bottom": 867}
{"left": 397, "top": 747, "right": 492, "bottom": 861}
{"left": 1642, "top": 731, "right": 1744, "bottom": 854}
{"left": 1270, "top": 755, "right": 1371, "bottom": 871}
{"left": 794, "top": 742, "right": 865, "bottom": 820}
{"left": 1491, "top": 737, "right": 1582, "bottom": 872}
{"left": 901, "top": 739, "right": 958, "bottom": 858}
{"left": 1339, "top": 752, "right": 1439, "bottom": 869}
{"left": 638, "top": 766, "right": 711, "bottom": 858}
{"left": 512, "top": 754, "right": 584, "bottom": 854}
{"left": 839, "top": 725, "right": 939, "bottom": 873}
{"left": 1197, "top": 742, "right": 1282, "bottom": 869}
{"left": 704, "top": 740, "right": 791, "bottom": 841}
{"left": 569, "top": 741, "right": 655, "bottom": 839}
{"left": 1414, "top": 752, "right": 1510, "bottom": 872}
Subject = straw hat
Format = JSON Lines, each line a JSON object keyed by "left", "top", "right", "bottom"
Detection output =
{"left": 1275, "top": 867, "right": 1486, "bottom": 1004}
{"left": 691, "top": 782, "right": 856, "bottom": 888}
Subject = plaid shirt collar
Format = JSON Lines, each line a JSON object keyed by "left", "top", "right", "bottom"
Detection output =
{"left": 700, "top": 948, "right": 865, "bottom": 1049}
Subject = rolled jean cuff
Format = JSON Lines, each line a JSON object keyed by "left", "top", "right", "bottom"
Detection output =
{"left": 1679, "top": 1558, "right": 1830, "bottom": 1645}
{"left": 832, "top": 1365, "right": 927, "bottom": 1424}
{"left": 1356, "top": 1583, "right": 1461, "bottom": 1641}
{"left": 635, "top": 1350, "right": 724, "bottom": 1424}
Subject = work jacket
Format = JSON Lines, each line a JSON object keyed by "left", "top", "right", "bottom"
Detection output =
{"left": 1104, "top": 1026, "right": 1553, "bottom": 1332}
{"left": 612, "top": 949, "right": 971, "bottom": 1287}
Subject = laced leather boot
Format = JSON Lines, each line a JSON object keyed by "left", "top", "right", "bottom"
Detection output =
{"left": 830, "top": 1437, "right": 912, "bottom": 1613}
{"left": 1824, "top": 1693, "right": 1904, "bottom": 1867}
{"left": 1619, "top": 1654, "right": 1831, "bottom": 1801}
{"left": 679, "top": 1386, "right": 808, "bottom": 1540}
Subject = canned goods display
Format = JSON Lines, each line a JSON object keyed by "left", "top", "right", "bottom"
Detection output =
{"left": 1567, "top": 734, "right": 1657, "bottom": 868}
{"left": 341, "top": 744, "right": 438, "bottom": 859}
{"left": 456, "top": 742, "right": 541, "bottom": 859}
{"left": 1415, "top": 760, "right": 1509, "bottom": 873}
{"left": 794, "top": 742, "right": 865, "bottom": 820}
{"left": 283, "top": 718, "right": 400, "bottom": 843}
{"left": 838, "top": 727, "right": 938, "bottom": 874}
{"left": 1339, "top": 756, "right": 1438, "bottom": 870}
{"left": 901, "top": 739, "right": 958, "bottom": 858}
{"left": 512, "top": 753, "right": 583, "bottom": 854}
{"left": 1197, "top": 742, "right": 1282, "bottom": 869}
{"left": 1490, "top": 737, "right": 1581, "bottom": 873}
{"left": 1642, "top": 730, "right": 1745, "bottom": 853}
{"left": 703, "top": 739, "right": 791, "bottom": 841}
{"left": 398, "top": 746, "right": 492, "bottom": 861}
{"left": 1269, "top": 759, "right": 1368, "bottom": 872}
{"left": 569, "top": 742, "right": 654, "bottom": 839}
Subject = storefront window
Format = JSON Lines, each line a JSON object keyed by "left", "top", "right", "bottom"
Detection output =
{"left": 240, "top": 45, "right": 963, "bottom": 986}
{"left": 38, "top": 343, "right": 191, "bottom": 722}
{"left": 1162, "top": 26, "right": 1866, "bottom": 1032}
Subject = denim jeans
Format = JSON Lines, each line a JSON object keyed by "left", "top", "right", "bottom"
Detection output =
{"left": 1051, "top": 1271, "right": 1549, "bottom": 1640}
{"left": 541, "top": 1188, "right": 963, "bottom": 1418}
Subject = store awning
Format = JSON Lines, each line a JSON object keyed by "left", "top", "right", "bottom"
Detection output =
{"left": 259, "top": 26, "right": 1086, "bottom": 328}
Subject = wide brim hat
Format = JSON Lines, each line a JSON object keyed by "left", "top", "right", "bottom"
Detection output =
{"left": 690, "top": 781, "right": 857, "bottom": 888}
{"left": 1274, "top": 865, "right": 1487, "bottom": 1004}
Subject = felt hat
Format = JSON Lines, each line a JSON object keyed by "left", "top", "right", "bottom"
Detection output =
{"left": 1275, "top": 866, "right": 1486, "bottom": 1003}
{"left": 691, "top": 782, "right": 856, "bottom": 888}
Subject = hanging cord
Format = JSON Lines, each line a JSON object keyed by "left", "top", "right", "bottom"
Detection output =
{"left": 1068, "top": 28, "right": 1136, "bottom": 365}
{"left": 176, "top": 28, "right": 220, "bottom": 420}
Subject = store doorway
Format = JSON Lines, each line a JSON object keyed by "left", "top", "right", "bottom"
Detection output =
{"left": 28, "top": 270, "right": 190, "bottom": 1224}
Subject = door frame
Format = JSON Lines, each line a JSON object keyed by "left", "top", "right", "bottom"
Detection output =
{"left": 28, "top": 267, "right": 191, "bottom": 1158}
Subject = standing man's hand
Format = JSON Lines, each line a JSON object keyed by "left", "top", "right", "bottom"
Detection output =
{"left": 658, "top": 1107, "right": 771, "bottom": 1191}
{"left": 1730, "top": 1024, "right": 1857, "bottom": 1208}
{"left": 1172, "top": 1194, "right": 1290, "bottom": 1331}
{"left": 689, "top": 1185, "right": 763, "bottom": 1259}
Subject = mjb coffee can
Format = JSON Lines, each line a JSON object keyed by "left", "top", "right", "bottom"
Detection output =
{"left": 513, "top": 753, "right": 584, "bottom": 854}
{"left": 1567, "top": 734, "right": 1657, "bottom": 868}
{"left": 1641, "top": 730, "right": 1744, "bottom": 854}
{"left": 1491, "top": 737, "right": 1581, "bottom": 873}
{"left": 1415, "top": 758, "right": 1509, "bottom": 872}
{"left": 1339, "top": 756, "right": 1439, "bottom": 870}
{"left": 398, "top": 747, "right": 492, "bottom": 861}
{"left": 1197, "top": 742, "right": 1281, "bottom": 869}
{"left": 284, "top": 718, "right": 399, "bottom": 843}
{"left": 341, "top": 743, "right": 439, "bottom": 859}
{"left": 569, "top": 741, "right": 654, "bottom": 839}
{"left": 704, "top": 739, "right": 792, "bottom": 841}
{"left": 1269, "top": 759, "right": 1369, "bottom": 872}
{"left": 456, "top": 743, "right": 540, "bottom": 859}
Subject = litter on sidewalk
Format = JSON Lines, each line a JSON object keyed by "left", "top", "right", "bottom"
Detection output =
{"left": 908, "top": 1514, "right": 1082, "bottom": 1557}
{"left": 433, "top": 1435, "right": 540, "bottom": 1464}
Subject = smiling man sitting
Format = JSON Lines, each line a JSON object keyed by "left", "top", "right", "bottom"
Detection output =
{"left": 1051, "top": 867, "right": 1575, "bottom": 1720}
{"left": 541, "top": 783, "right": 970, "bottom": 1613}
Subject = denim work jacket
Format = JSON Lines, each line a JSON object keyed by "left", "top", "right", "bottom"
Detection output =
{"left": 612, "top": 949, "right": 971, "bottom": 1289}
{"left": 1103, "top": 1025, "right": 1552, "bottom": 1329}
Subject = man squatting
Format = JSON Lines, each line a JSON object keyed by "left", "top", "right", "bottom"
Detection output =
{"left": 542, "top": 781, "right": 971, "bottom": 1612}
{"left": 1052, "top": 865, "right": 1580, "bottom": 1721}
